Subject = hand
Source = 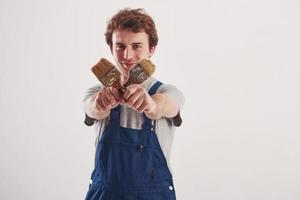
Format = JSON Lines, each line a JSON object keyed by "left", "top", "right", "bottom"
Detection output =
{"left": 123, "top": 84, "right": 157, "bottom": 113}
{"left": 94, "top": 87, "right": 124, "bottom": 112}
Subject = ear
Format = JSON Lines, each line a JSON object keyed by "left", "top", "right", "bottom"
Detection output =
{"left": 149, "top": 46, "right": 156, "bottom": 58}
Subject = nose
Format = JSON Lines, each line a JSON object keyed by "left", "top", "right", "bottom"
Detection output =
{"left": 123, "top": 47, "right": 134, "bottom": 60}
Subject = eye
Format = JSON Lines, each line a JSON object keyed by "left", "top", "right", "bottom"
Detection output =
{"left": 115, "top": 44, "right": 125, "bottom": 51}
{"left": 132, "top": 44, "right": 142, "bottom": 50}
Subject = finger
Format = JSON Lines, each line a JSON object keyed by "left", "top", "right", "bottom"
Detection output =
{"left": 127, "top": 91, "right": 143, "bottom": 106}
{"left": 109, "top": 87, "right": 121, "bottom": 100}
{"left": 98, "top": 98, "right": 107, "bottom": 111}
{"left": 104, "top": 89, "right": 117, "bottom": 105}
{"left": 95, "top": 92, "right": 103, "bottom": 105}
{"left": 95, "top": 93, "right": 106, "bottom": 111}
{"left": 101, "top": 94, "right": 112, "bottom": 108}
{"left": 119, "top": 97, "right": 125, "bottom": 105}
{"left": 132, "top": 97, "right": 144, "bottom": 112}
{"left": 123, "top": 85, "right": 139, "bottom": 100}
{"left": 137, "top": 101, "right": 151, "bottom": 113}
{"left": 95, "top": 91, "right": 101, "bottom": 102}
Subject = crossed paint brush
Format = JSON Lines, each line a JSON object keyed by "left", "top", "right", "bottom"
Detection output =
{"left": 84, "top": 58, "right": 155, "bottom": 126}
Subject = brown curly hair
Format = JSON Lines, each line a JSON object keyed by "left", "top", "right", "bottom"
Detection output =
{"left": 105, "top": 8, "right": 158, "bottom": 50}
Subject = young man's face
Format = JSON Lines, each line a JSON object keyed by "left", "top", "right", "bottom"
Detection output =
{"left": 111, "top": 29, "right": 155, "bottom": 77}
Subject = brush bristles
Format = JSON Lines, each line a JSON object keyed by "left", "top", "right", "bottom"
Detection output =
{"left": 123, "top": 59, "right": 155, "bottom": 87}
{"left": 137, "top": 59, "right": 155, "bottom": 75}
{"left": 91, "top": 58, "right": 121, "bottom": 87}
{"left": 91, "top": 58, "right": 114, "bottom": 80}
{"left": 91, "top": 58, "right": 155, "bottom": 88}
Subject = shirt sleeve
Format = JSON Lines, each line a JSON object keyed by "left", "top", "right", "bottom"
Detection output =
{"left": 83, "top": 84, "right": 102, "bottom": 102}
{"left": 157, "top": 84, "right": 185, "bottom": 111}
{"left": 83, "top": 84, "right": 103, "bottom": 126}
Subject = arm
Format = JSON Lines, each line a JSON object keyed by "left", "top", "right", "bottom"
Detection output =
{"left": 145, "top": 93, "right": 179, "bottom": 120}
{"left": 84, "top": 93, "right": 110, "bottom": 120}
{"left": 84, "top": 87, "right": 123, "bottom": 120}
{"left": 123, "top": 84, "right": 180, "bottom": 120}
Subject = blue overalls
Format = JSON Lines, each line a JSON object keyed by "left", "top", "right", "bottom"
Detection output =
{"left": 85, "top": 81, "right": 176, "bottom": 200}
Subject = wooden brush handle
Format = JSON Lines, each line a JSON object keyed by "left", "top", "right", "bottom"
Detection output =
{"left": 84, "top": 113, "right": 95, "bottom": 126}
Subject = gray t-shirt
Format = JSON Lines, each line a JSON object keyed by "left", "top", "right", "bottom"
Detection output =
{"left": 84, "top": 77, "right": 185, "bottom": 170}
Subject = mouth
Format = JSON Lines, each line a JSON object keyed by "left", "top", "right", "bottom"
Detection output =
{"left": 121, "top": 62, "right": 136, "bottom": 70}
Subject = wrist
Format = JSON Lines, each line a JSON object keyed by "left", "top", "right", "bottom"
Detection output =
{"left": 86, "top": 94, "right": 110, "bottom": 119}
{"left": 144, "top": 93, "right": 165, "bottom": 119}
{"left": 144, "top": 103, "right": 158, "bottom": 119}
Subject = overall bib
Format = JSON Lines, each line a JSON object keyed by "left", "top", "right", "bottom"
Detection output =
{"left": 85, "top": 81, "right": 176, "bottom": 200}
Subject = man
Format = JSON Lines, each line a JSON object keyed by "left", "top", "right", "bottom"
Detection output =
{"left": 84, "top": 8, "right": 185, "bottom": 200}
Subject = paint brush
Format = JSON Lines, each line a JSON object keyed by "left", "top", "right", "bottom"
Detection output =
{"left": 85, "top": 58, "right": 156, "bottom": 126}
{"left": 91, "top": 58, "right": 155, "bottom": 91}
{"left": 85, "top": 58, "right": 122, "bottom": 126}
{"left": 124, "top": 59, "right": 182, "bottom": 127}
{"left": 123, "top": 59, "right": 155, "bottom": 87}
{"left": 119, "top": 59, "right": 155, "bottom": 93}
{"left": 91, "top": 58, "right": 122, "bottom": 88}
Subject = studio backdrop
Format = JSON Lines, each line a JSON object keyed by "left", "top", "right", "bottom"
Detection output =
{"left": 1, "top": 0, "right": 300, "bottom": 199}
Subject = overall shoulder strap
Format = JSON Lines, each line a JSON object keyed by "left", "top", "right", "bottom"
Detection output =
{"left": 148, "top": 81, "right": 163, "bottom": 96}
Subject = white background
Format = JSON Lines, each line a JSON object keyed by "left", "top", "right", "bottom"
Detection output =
{"left": 1, "top": 0, "right": 300, "bottom": 199}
